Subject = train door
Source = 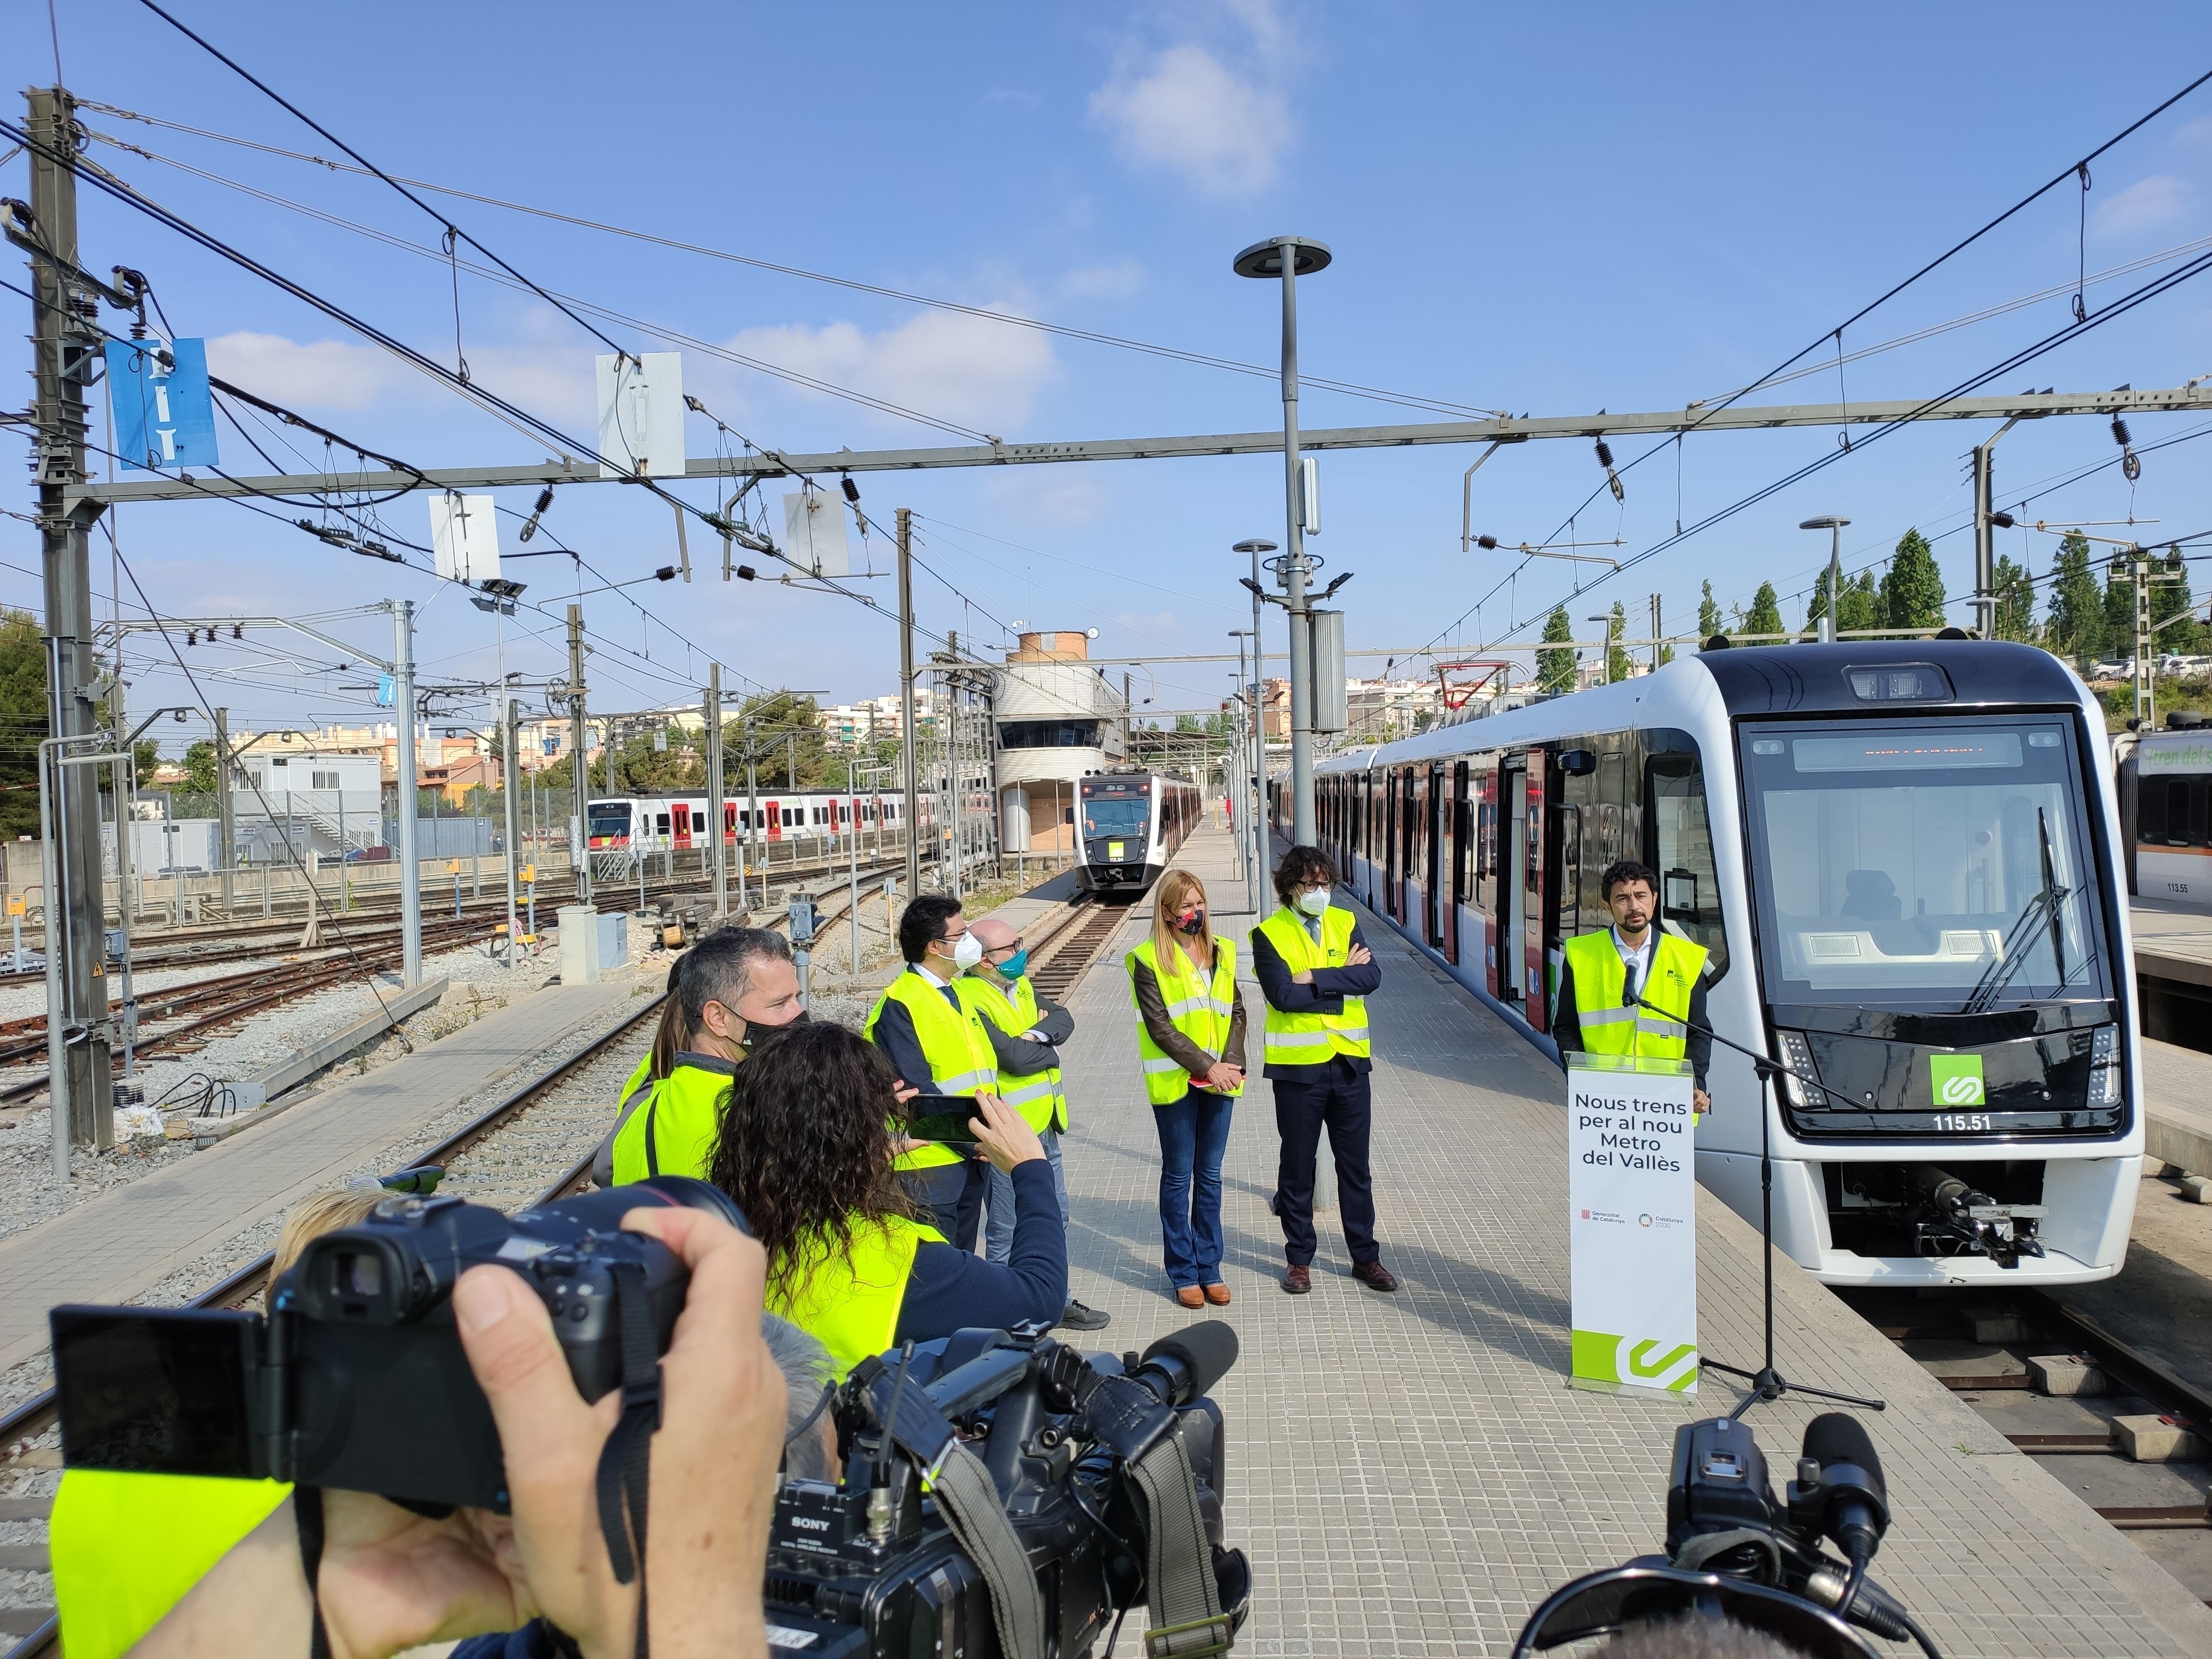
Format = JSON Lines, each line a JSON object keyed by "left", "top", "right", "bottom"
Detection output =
{"left": 1423, "top": 764, "right": 1444, "bottom": 945}
{"left": 1444, "top": 760, "right": 1467, "bottom": 966}
{"left": 1361, "top": 773, "right": 1377, "bottom": 905}
{"left": 764, "top": 800, "right": 783, "bottom": 842}
{"left": 1384, "top": 768, "right": 1401, "bottom": 921}
{"left": 1500, "top": 755, "right": 1526, "bottom": 1003}
{"left": 1526, "top": 751, "right": 1561, "bottom": 1035}
{"left": 1407, "top": 766, "right": 1429, "bottom": 937}
{"left": 671, "top": 803, "right": 692, "bottom": 849}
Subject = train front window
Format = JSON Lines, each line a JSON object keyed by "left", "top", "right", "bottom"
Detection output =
{"left": 1740, "top": 719, "right": 2108, "bottom": 1009}
{"left": 1082, "top": 799, "right": 1151, "bottom": 839}
{"left": 587, "top": 802, "right": 630, "bottom": 839}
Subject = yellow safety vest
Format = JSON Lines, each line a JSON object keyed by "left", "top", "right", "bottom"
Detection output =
{"left": 616, "top": 1052, "right": 652, "bottom": 1111}
{"left": 766, "top": 1214, "right": 945, "bottom": 1379}
{"left": 1560, "top": 930, "right": 1709, "bottom": 1062}
{"left": 1255, "top": 906, "right": 1371, "bottom": 1067}
{"left": 865, "top": 968, "right": 999, "bottom": 1171}
{"left": 956, "top": 972, "right": 1067, "bottom": 1133}
{"left": 607, "top": 1053, "right": 739, "bottom": 1183}
{"left": 51, "top": 1469, "right": 291, "bottom": 1659}
{"left": 1126, "top": 937, "right": 1243, "bottom": 1105}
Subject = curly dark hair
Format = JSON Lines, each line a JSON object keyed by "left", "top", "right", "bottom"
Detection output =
{"left": 1273, "top": 844, "right": 1338, "bottom": 907}
{"left": 1600, "top": 859, "right": 1660, "bottom": 901}
{"left": 705, "top": 1020, "right": 914, "bottom": 1298}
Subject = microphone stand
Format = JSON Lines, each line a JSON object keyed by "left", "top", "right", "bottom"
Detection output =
{"left": 1634, "top": 993, "right": 1886, "bottom": 1420}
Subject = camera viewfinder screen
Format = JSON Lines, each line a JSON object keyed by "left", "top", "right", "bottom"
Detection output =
{"left": 50, "top": 1307, "right": 260, "bottom": 1478}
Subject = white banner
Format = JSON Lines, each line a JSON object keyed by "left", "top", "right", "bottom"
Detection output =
{"left": 1566, "top": 1052, "right": 1699, "bottom": 1394}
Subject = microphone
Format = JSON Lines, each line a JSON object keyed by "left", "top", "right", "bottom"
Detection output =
{"left": 1790, "top": 1413, "right": 1890, "bottom": 1566}
{"left": 1133, "top": 1321, "right": 1240, "bottom": 1406}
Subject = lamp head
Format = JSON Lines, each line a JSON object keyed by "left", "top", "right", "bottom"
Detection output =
{"left": 1232, "top": 236, "right": 1332, "bottom": 279}
{"left": 1798, "top": 517, "right": 1850, "bottom": 531}
{"left": 1233, "top": 538, "right": 1279, "bottom": 556}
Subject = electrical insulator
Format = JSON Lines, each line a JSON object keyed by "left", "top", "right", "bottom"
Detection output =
{"left": 1990, "top": 510, "right": 2015, "bottom": 529}
{"left": 1594, "top": 439, "right": 1615, "bottom": 469}
{"left": 232, "top": 625, "right": 242, "bottom": 640}
{"left": 185, "top": 630, "right": 197, "bottom": 646}
{"left": 2111, "top": 416, "right": 2132, "bottom": 447}
{"left": 841, "top": 477, "right": 860, "bottom": 504}
{"left": 735, "top": 564, "right": 758, "bottom": 582}
{"left": 1475, "top": 534, "right": 1499, "bottom": 551}
{"left": 518, "top": 486, "right": 555, "bottom": 544}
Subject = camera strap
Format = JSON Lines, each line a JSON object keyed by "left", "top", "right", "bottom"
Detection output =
{"left": 294, "top": 1485, "right": 332, "bottom": 1659}
{"left": 594, "top": 1259, "right": 662, "bottom": 1659}
{"left": 1128, "top": 1432, "right": 1233, "bottom": 1659}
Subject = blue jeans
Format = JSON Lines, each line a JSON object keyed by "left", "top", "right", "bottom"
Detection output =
{"left": 984, "top": 1127, "right": 1068, "bottom": 1264}
{"left": 1153, "top": 1088, "right": 1234, "bottom": 1288}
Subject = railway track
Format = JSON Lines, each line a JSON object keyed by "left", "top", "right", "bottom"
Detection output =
{"left": 1024, "top": 894, "right": 1141, "bottom": 1002}
{"left": 1840, "top": 1281, "right": 2212, "bottom": 1601}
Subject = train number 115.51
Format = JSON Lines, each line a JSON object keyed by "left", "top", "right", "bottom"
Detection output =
{"left": 1934, "top": 1112, "right": 1992, "bottom": 1133}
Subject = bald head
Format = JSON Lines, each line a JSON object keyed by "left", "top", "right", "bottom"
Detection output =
{"left": 971, "top": 919, "right": 1018, "bottom": 951}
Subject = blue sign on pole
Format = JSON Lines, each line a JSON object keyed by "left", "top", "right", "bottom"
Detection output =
{"left": 376, "top": 673, "right": 396, "bottom": 707}
{"left": 105, "top": 337, "right": 219, "bottom": 471}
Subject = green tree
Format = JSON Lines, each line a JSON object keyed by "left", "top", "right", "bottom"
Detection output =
{"left": 1537, "top": 604, "right": 1576, "bottom": 693}
{"left": 1990, "top": 552, "right": 2037, "bottom": 642}
{"left": 1659, "top": 643, "right": 1676, "bottom": 666}
{"left": 723, "top": 692, "right": 833, "bottom": 789}
{"left": 1744, "top": 581, "right": 1785, "bottom": 638}
{"left": 2151, "top": 547, "right": 2204, "bottom": 655}
{"left": 2045, "top": 531, "right": 2104, "bottom": 661}
{"left": 1803, "top": 576, "right": 1828, "bottom": 639}
{"left": 1880, "top": 529, "right": 1946, "bottom": 630}
{"left": 1606, "top": 601, "right": 1632, "bottom": 682}
{"left": 1698, "top": 581, "right": 1722, "bottom": 639}
{"left": 178, "top": 739, "right": 220, "bottom": 794}
{"left": 0, "top": 611, "right": 41, "bottom": 838}
{"left": 1838, "top": 570, "right": 1881, "bottom": 634}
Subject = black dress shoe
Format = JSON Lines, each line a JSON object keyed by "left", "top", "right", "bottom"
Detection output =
{"left": 1056, "top": 1299, "right": 1112, "bottom": 1331}
{"left": 1352, "top": 1260, "right": 1399, "bottom": 1293}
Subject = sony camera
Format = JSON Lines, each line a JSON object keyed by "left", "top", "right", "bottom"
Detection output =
{"left": 1514, "top": 1413, "right": 1938, "bottom": 1658}
{"left": 764, "top": 1320, "right": 1253, "bottom": 1659}
{"left": 49, "top": 1176, "right": 740, "bottom": 1512}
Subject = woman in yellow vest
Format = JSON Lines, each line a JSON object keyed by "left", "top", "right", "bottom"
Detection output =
{"left": 706, "top": 1020, "right": 1067, "bottom": 1378}
{"left": 49, "top": 1187, "right": 384, "bottom": 1659}
{"left": 1126, "top": 870, "right": 1248, "bottom": 1310}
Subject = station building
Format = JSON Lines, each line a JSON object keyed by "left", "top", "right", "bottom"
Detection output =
{"left": 993, "top": 630, "right": 1128, "bottom": 859}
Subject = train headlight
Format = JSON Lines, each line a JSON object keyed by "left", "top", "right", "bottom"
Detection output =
{"left": 2089, "top": 1024, "right": 2121, "bottom": 1106}
{"left": 1774, "top": 1030, "right": 1818, "bottom": 1108}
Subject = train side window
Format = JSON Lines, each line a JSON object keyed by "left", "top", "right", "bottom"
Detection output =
{"left": 1646, "top": 754, "right": 1730, "bottom": 981}
{"left": 2168, "top": 779, "right": 2195, "bottom": 847}
{"left": 2141, "top": 778, "right": 2168, "bottom": 843}
{"left": 656, "top": 813, "right": 671, "bottom": 835}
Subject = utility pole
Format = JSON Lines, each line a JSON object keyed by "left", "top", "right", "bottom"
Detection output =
{"left": 897, "top": 509, "right": 920, "bottom": 902}
{"left": 500, "top": 692, "right": 521, "bottom": 959}
{"left": 1123, "top": 671, "right": 1133, "bottom": 759}
{"left": 705, "top": 662, "right": 726, "bottom": 919}
{"left": 566, "top": 604, "right": 591, "bottom": 903}
{"left": 1237, "top": 538, "right": 1274, "bottom": 894}
{"left": 391, "top": 601, "right": 422, "bottom": 988}
{"left": 1973, "top": 419, "right": 2021, "bottom": 640}
{"left": 27, "top": 84, "right": 114, "bottom": 1154}
{"left": 213, "top": 706, "right": 235, "bottom": 915}
{"left": 1649, "top": 596, "right": 1663, "bottom": 674}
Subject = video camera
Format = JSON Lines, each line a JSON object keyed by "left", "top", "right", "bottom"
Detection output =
{"left": 765, "top": 1319, "right": 1253, "bottom": 1659}
{"left": 49, "top": 1176, "right": 738, "bottom": 1512}
{"left": 1513, "top": 1412, "right": 1942, "bottom": 1659}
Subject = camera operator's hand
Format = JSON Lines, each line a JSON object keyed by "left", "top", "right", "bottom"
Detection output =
{"left": 967, "top": 1089, "right": 1046, "bottom": 1173}
{"left": 455, "top": 1204, "right": 785, "bottom": 1659}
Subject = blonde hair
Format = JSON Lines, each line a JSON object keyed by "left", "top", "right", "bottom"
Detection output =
{"left": 273, "top": 1189, "right": 384, "bottom": 1275}
{"left": 1149, "top": 870, "right": 1214, "bottom": 974}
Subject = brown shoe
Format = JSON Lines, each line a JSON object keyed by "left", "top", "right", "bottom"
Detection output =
{"left": 1281, "top": 1265, "right": 1312, "bottom": 1295}
{"left": 1175, "top": 1285, "right": 1206, "bottom": 1309}
{"left": 1352, "top": 1260, "right": 1399, "bottom": 1293}
{"left": 1203, "top": 1282, "right": 1232, "bottom": 1306}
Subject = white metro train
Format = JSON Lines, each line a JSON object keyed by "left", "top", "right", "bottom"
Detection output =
{"left": 1284, "top": 639, "right": 2142, "bottom": 1287}
{"left": 585, "top": 789, "right": 930, "bottom": 853}
{"left": 1074, "top": 771, "right": 1201, "bottom": 896}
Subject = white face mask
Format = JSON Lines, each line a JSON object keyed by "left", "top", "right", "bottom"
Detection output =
{"left": 1295, "top": 886, "right": 1332, "bottom": 917}
{"left": 948, "top": 931, "right": 984, "bottom": 969}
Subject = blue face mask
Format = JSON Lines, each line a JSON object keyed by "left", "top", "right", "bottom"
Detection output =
{"left": 998, "top": 948, "right": 1030, "bottom": 980}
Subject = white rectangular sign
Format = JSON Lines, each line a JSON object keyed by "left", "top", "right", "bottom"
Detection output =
{"left": 1566, "top": 1052, "right": 1699, "bottom": 1394}
{"left": 596, "top": 351, "right": 686, "bottom": 479}
{"left": 429, "top": 492, "right": 499, "bottom": 585}
{"left": 782, "top": 487, "right": 851, "bottom": 577}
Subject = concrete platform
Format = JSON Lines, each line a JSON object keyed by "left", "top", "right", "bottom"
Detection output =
{"left": 2133, "top": 898, "right": 2212, "bottom": 992}
{"left": 0, "top": 975, "right": 640, "bottom": 1372}
{"left": 1049, "top": 828, "right": 2212, "bottom": 1657}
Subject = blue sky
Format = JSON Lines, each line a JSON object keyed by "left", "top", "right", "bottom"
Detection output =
{"left": 7, "top": 2, "right": 2212, "bottom": 743}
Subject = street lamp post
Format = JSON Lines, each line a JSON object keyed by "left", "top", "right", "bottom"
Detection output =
{"left": 1234, "top": 235, "right": 1331, "bottom": 847}
{"left": 1799, "top": 517, "right": 1851, "bottom": 643}
{"left": 1234, "top": 537, "right": 1276, "bottom": 888}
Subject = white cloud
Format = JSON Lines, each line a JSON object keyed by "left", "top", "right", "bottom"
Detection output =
{"left": 723, "top": 305, "right": 1056, "bottom": 435}
{"left": 1089, "top": 3, "right": 1297, "bottom": 196}
{"left": 1060, "top": 259, "right": 1147, "bottom": 301}
{"left": 205, "top": 332, "right": 411, "bottom": 411}
{"left": 2094, "top": 174, "right": 2194, "bottom": 236}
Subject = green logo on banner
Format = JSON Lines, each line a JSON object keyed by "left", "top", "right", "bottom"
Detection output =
{"left": 1572, "top": 1329, "right": 1699, "bottom": 1392}
{"left": 1930, "top": 1053, "right": 1985, "bottom": 1107}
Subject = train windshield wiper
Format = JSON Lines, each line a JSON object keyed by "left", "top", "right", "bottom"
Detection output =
{"left": 1964, "top": 807, "right": 2081, "bottom": 1015}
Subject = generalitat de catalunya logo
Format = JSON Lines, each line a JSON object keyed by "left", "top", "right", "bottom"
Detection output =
{"left": 1930, "top": 1053, "right": 1985, "bottom": 1107}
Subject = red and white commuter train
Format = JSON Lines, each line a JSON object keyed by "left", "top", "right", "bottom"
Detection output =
{"left": 585, "top": 789, "right": 931, "bottom": 852}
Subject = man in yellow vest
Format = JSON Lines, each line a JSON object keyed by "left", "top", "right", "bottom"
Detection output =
{"left": 865, "top": 893, "right": 998, "bottom": 1249}
{"left": 1554, "top": 859, "right": 1712, "bottom": 1113}
{"left": 602, "top": 927, "right": 805, "bottom": 1183}
{"left": 960, "top": 917, "right": 1109, "bottom": 1332}
{"left": 1251, "top": 845, "right": 1394, "bottom": 1296}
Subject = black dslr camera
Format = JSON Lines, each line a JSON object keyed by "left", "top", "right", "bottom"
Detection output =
{"left": 50, "top": 1176, "right": 739, "bottom": 1512}
{"left": 1514, "top": 1413, "right": 1943, "bottom": 1658}
{"left": 764, "top": 1320, "right": 1252, "bottom": 1659}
